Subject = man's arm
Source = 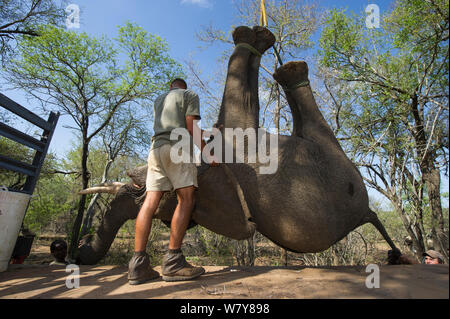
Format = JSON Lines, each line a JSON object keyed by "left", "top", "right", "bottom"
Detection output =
{"left": 185, "top": 115, "right": 206, "bottom": 151}
{"left": 186, "top": 115, "right": 218, "bottom": 166}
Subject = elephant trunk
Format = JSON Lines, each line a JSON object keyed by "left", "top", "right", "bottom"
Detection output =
{"left": 78, "top": 184, "right": 143, "bottom": 264}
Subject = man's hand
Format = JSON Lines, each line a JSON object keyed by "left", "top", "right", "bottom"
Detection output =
{"left": 207, "top": 123, "right": 224, "bottom": 144}
{"left": 205, "top": 123, "right": 222, "bottom": 166}
{"left": 209, "top": 159, "right": 220, "bottom": 167}
{"left": 205, "top": 153, "right": 220, "bottom": 167}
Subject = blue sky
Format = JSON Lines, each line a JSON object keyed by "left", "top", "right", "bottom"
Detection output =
{"left": 1, "top": 0, "right": 448, "bottom": 207}
{"left": 3, "top": 0, "right": 395, "bottom": 154}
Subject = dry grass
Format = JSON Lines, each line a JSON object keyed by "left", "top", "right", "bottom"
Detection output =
{"left": 22, "top": 222, "right": 397, "bottom": 267}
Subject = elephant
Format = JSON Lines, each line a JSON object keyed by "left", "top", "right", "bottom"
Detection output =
{"left": 77, "top": 26, "right": 400, "bottom": 265}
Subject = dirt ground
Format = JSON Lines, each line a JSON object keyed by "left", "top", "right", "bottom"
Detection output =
{"left": 0, "top": 264, "right": 448, "bottom": 299}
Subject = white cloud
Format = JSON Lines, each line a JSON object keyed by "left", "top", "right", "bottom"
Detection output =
{"left": 181, "top": 0, "right": 212, "bottom": 8}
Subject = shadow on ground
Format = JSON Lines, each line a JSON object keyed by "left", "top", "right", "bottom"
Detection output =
{"left": 0, "top": 264, "right": 448, "bottom": 299}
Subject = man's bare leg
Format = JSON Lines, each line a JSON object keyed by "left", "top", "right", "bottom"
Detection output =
{"left": 162, "top": 185, "right": 204, "bottom": 281}
{"left": 169, "top": 186, "right": 195, "bottom": 250}
{"left": 134, "top": 191, "right": 164, "bottom": 252}
{"left": 128, "top": 191, "right": 164, "bottom": 285}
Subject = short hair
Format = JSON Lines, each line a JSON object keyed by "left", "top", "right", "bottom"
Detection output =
{"left": 50, "top": 239, "right": 67, "bottom": 253}
{"left": 171, "top": 78, "right": 187, "bottom": 89}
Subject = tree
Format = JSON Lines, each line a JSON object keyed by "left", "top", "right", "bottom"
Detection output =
{"left": 318, "top": 0, "right": 449, "bottom": 261}
{"left": 4, "top": 22, "right": 183, "bottom": 259}
{"left": 0, "top": 0, "right": 66, "bottom": 65}
{"left": 79, "top": 105, "right": 153, "bottom": 238}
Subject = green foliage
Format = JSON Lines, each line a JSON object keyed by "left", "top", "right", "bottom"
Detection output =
{"left": 318, "top": 1, "right": 448, "bottom": 180}
{"left": 24, "top": 175, "right": 74, "bottom": 234}
{"left": 317, "top": 0, "right": 449, "bottom": 259}
{"left": 4, "top": 22, "right": 183, "bottom": 141}
{"left": 2, "top": 21, "right": 183, "bottom": 246}
{"left": 0, "top": 137, "right": 33, "bottom": 188}
{"left": 0, "top": 135, "right": 61, "bottom": 189}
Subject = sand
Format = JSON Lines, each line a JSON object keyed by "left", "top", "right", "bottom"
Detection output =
{"left": 0, "top": 264, "right": 447, "bottom": 299}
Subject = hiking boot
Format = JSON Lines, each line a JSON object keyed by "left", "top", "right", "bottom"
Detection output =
{"left": 162, "top": 249, "right": 205, "bottom": 282}
{"left": 163, "top": 262, "right": 206, "bottom": 282}
{"left": 128, "top": 251, "right": 160, "bottom": 285}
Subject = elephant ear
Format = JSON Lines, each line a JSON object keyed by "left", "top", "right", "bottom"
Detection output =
{"left": 127, "top": 165, "right": 148, "bottom": 187}
{"left": 161, "top": 219, "right": 198, "bottom": 230}
{"left": 192, "top": 164, "right": 257, "bottom": 240}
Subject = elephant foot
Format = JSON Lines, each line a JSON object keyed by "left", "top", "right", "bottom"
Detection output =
{"left": 253, "top": 26, "right": 275, "bottom": 54}
{"left": 232, "top": 26, "right": 256, "bottom": 46}
{"left": 273, "top": 61, "right": 309, "bottom": 90}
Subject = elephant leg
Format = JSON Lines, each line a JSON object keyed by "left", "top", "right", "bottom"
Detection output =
{"left": 247, "top": 26, "right": 276, "bottom": 130}
{"left": 273, "top": 61, "right": 340, "bottom": 148}
{"left": 217, "top": 26, "right": 255, "bottom": 130}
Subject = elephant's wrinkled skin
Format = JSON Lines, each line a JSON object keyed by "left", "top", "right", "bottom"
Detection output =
{"left": 78, "top": 26, "right": 398, "bottom": 265}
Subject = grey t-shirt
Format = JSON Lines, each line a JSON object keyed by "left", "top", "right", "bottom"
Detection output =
{"left": 151, "top": 88, "right": 201, "bottom": 150}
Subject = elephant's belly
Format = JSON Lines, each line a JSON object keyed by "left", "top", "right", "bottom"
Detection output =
{"left": 253, "top": 204, "right": 362, "bottom": 253}
{"left": 248, "top": 141, "right": 368, "bottom": 253}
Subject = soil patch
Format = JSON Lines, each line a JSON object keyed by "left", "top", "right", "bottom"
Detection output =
{"left": 0, "top": 264, "right": 447, "bottom": 299}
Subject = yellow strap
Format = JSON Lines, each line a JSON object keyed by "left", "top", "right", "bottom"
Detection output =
{"left": 260, "top": 0, "right": 267, "bottom": 27}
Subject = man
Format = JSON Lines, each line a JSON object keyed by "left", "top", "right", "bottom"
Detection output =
{"left": 128, "top": 78, "right": 218, "bottom": 285}
{"left": 423, "top": 250, "right": 444, "bottom": 265}
{"left": 49, "top": 240, "right": 69, "bottom": 266}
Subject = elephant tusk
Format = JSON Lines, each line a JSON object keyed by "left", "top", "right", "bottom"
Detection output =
{"left": 78, "top": 182, "right": 125, "bottom": 195}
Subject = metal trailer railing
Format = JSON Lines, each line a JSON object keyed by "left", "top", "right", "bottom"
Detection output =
{"left": 0, "top": 92, "right": 59, "bottom": 195}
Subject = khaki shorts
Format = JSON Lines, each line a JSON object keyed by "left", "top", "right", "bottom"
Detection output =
{"left": 146, "top": 143, "right": 198, "bottom": 192}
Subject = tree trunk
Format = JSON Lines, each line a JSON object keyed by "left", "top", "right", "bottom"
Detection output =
{"left": 68, "top": 139, "right": 90, "bottom": 260}
{"left": 423, "top": 168, "right": 448, "bottom": 262}
{"left": 281, "top": 247, "right": 288, "bottom": 266}
{"left": 80, "top": 159, "right": 113, "bottom": 238}
{"left": 410, "top": 94, "right": 448, "bottom": 262}
{"left": 274, "top": 84, "right": 281, "bottom": 131}
{"left": 392, "top": 199, "right": 425, "bottom": 259}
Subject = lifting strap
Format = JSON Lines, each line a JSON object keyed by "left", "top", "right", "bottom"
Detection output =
{"left": 260, "top": 0, "right": 283, "bottom": 66}
{"left": 235, "top": 43, "right": 262, "bottom": 57}
{"left": 283, "top": 80, "right": 310, "bottom": 92}
{"left": 260, "top": 0, "right": 268, "bottom": 27}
